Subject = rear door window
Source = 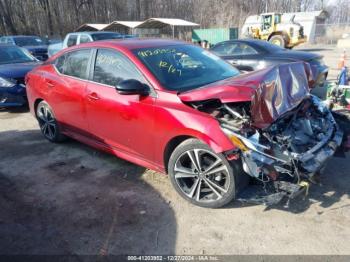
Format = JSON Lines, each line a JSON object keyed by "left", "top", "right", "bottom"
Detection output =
{"left": 57, "top": 49, "right": 92, "bottom": 79}
{"left": 92, "top": 49, "right": 146, "bottom": 87}
{"left": 67, "top": 35, "right": 78, "bottom": 47}
{"left": 79, "top": 35, "right": 91, "bottom": 44}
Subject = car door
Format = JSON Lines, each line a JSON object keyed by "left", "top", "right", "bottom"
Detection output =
{"left": 85, "top": 48, "right": 156, "bottom": 161}
{"left": 46, "top": 49, "right": 93, "bottom": 133}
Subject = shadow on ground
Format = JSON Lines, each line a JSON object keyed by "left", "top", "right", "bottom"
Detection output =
{"left": 0, "top": 129, "right": 176, "bottom": 255}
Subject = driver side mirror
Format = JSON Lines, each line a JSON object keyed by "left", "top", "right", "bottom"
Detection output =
{"left": 116, "top": 79, "right": 149, "bottom": 96}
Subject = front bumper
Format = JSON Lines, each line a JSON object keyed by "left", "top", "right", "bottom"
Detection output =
{"left": 298, "top": 129, "right": 343, "bottom": 174}
{"left": 0, "top": 84, "right": 27, "bottom": 107}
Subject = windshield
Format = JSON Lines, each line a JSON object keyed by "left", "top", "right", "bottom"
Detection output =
{"left": 133, "top": 45, "right": 240, "bottom": 91}
{"left": 0, "top": 46, "right": 37, "bottom": 64}
{"left": 91, "top": 33, "right": 122, "bottom": 41}
{"left": 14, "top": 37, "right": 44, "bottom": 47}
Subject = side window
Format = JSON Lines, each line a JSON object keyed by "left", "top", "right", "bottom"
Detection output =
{"left": 237, "top": 43, "right": 258, "bottom": 55}
{"left": 61, "top": 49, "right": 91, "bottom": 79}
{"left": 93, "top": 49, "right": 146, "bottom": 86}
{"left": 67, "top": 35, "right": 78, "bottom": 47}
{"left": 79, "top": 35, "right": 91, "bottom": 44}
{"left": 211, "top": 43, "right": 238, "bottom": 56}
{"left": 55, "top": 54, "right": 66, "bottom": 73}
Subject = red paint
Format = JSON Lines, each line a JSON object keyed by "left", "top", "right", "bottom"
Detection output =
{"left": 25, "top": 39, "right": 271, "bottom": 174}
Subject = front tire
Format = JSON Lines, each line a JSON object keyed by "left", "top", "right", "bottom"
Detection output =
{"left": 168, "top": 139, "right": 238, "bottom": 208}
{"left": 36, "top": 101, "right": 66, "bottom": 143}
{"left": 269, "top": 35, "right": 285, "bottom": 48}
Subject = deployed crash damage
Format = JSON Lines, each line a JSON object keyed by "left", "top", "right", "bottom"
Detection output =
{"left": 181, "top": 62, "right": 344, "bottom": 206}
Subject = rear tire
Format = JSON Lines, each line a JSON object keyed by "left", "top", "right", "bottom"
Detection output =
{"left": 168, "top": 139, "right": 239, "bottom": 208}
{"left": 36, "top": 101, "right": 66, "bottom": 143}
{"left": 269, "top": 35, "right": 285, "bottom": 48}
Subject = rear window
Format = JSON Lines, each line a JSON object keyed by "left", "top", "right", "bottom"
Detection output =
{"left": 91, "top": 33, "right": 122, "bottom": 41}
{"left": 79, "top": 35, "right": 91, "bottom": 44}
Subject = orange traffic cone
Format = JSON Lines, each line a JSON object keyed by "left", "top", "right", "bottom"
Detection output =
{"left": 338, "top": 49, "right": 347, "bottom": 69}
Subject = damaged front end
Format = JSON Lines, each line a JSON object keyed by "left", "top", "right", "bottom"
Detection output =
{"left": 185, "top": 62, "right": 344, "bottom": 206}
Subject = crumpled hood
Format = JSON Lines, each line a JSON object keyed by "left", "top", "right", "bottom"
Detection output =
{"left": 178, "top": 69, "right": 271, "bottom": 103}
{"left": 251, "top": 62, "right": 314, "bottom": 129}
{"left": 179, "top": 62, "right": 315, "bottom": 129}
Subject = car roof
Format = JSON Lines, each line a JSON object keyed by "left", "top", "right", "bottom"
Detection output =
{"left": 213, "top": 39, "right": 284, "bottom": 53}
{"left": 68, "top": 31, "right": 121, "bottom": 35}
{"left": 4, "top": 35, "right": 41, "bottom": 38}
{"left": 72, "top": 38, "right": 186, "bottom": 51}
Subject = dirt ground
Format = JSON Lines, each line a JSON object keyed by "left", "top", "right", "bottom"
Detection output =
{"left": 0, "top": 45, "right": 350, "bottom": 256}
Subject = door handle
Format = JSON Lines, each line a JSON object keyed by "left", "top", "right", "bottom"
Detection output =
{"left": 88, "top": 92, "right": 100, "bottom": 101}
{"left": 46, "top": 81, "right": 55, "bottom": 88}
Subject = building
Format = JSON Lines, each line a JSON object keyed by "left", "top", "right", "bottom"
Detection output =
{"left": 75, "top": 18, "right": 199, "bottom": 39}
{"left": 283, "top": 10, "right": 328, "bottom": 44}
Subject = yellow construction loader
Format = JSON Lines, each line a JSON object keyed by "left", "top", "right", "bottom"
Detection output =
{"left": 243, "top": 13, "right": 307, "bottom": 49}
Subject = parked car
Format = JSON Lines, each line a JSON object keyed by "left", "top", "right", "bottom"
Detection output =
{"left": 0, "top": 44, "right": 41, "bottom": 107}
{"left": 210, "top": 39, "right": 328, "bottom": 87}
{"left": 26, "top": 39, "right": 345, "bottom": 208}
{"left": 47, "top": 31, "right": 135, "bottom": 57}
{"left": 0, "top": 35, "right": 48, "bottom": 61}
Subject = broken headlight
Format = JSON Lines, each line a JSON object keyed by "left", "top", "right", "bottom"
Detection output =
{"left": 0, "top": 77, "right": 16, "bottom": 88}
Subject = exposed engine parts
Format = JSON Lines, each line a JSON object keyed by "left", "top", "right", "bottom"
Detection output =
{"left": 189, "top": 95, "right": 344, "bottom": 206}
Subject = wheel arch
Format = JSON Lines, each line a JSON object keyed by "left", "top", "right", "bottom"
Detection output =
{"left": 163, "top": 135, "right": 194, "bottom": 173}
{"left": 162, "top": 129, "right": 235, "bottom": 173}
{"left": 34, "top": 98, "right": 44, "bottom": 116}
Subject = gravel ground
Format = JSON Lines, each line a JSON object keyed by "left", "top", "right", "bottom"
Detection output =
{"left": 0, "top": 46, "right": 350, "bottom": 256}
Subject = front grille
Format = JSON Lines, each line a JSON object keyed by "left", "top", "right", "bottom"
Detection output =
{"left": 14, "top": 77, "right": 25, "bottom": 85}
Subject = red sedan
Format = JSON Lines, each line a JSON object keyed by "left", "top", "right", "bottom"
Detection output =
{"left": 26, "top": 39, "right": 344, "bottom": 208}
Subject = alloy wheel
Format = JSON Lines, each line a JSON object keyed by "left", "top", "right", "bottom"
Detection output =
{"left": 174, "top": 149, "right": 230, "bottom": 203}
{"left": 37, "top": 104, "right": 57, "bottom": 140}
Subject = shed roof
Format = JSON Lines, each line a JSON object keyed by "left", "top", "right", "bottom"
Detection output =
{"left": 75, "top": 23, "right": 109, "bottom": 32}
{"left": 104, "top": 21, "right": 143, "bottom": 30}
{"left": 136, "top": 18, "right": 199, "bottom": 28}
{"left": 283, "top": 10, "right": 329, "bottom": 22}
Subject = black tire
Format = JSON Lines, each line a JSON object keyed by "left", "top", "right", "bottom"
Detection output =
{"left": 168, "top": 138, "right": 240, "bottom": 208}
{"left": 36, "top": 101, "right": 66, "bottom": 143}
{"left": 269, "top": 35, "right": 285, "bottom": 48}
